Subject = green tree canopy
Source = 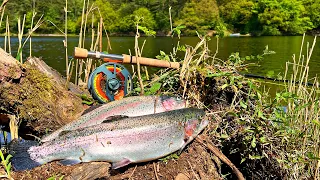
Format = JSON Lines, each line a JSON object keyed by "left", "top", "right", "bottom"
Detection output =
{"left": 0, "top": 0, "right": 319, "bottom": 35}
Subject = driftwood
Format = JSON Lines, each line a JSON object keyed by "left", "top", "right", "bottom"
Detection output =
{"left": 0, "top": 48, "right": 86, "bottom": 137}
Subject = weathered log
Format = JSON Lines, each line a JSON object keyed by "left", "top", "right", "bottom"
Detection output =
{"left": 26, "top": 57, "right": 89, "bottom": 95}
{"left": 0, "top": 48, "right": 86, "bottom": 138}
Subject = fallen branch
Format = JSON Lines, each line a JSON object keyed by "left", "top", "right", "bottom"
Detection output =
{"left": 196, "top": 135, "right": 245, "bottom": 180}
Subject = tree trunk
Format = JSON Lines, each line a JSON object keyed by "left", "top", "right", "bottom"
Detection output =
{"left": 0, "top": 48, "right": 86, "bottom": 138}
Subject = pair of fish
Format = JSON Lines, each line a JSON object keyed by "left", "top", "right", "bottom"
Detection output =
{"left": 10, "top": 95, "right": 209, "bottom": 171}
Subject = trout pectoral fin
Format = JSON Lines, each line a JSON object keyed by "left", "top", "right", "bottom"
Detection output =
{"left": 178, "top": 137, "right": 195, "bottom": 154}
{"left": 59, "top": 159, "right": 82, "bottom": 166}
{"left": 112, "top": 158, "right": 131, "bottom": 169}
{"left": 102, "top": 115, "right": 129, "bottom": 123}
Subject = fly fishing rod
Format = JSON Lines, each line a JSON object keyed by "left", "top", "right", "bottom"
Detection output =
{"left": 74, "top": 47, "right": 180, "bottom": 69}
{"left": 73, "top": 47, "right": 180, "bottom": 103}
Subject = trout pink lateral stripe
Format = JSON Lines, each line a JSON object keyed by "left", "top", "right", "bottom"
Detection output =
{"left": 41, "top": 95, "right": 186, "bottom": 142}
{"left": 10, "top": 108, "right": 208, "bottom": 171}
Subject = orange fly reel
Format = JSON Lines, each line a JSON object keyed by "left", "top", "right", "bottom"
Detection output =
{"left": 88, "top": 63, "right": 132, "bottom": 103}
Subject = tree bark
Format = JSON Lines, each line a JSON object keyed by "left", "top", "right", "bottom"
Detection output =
{"left": 0, "top": 48, "right": 86, "bottom": 138}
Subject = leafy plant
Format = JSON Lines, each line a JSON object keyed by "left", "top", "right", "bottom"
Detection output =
{"left": 47, "top": 175, "right": 64, "bottom": 180}
{"left": 159, "top": 153, "right": 179, "bottom": 163}
{"left": 171, "top": 25, "right": 185, "bottom": 39}
{"left": 138, "top": 26, "right": 156, "bottom": 37}
{"left": 134, "top": 82, "right": 162, "bottom": 95}
{"left": 156, "top": 51, "right": 170, "bottom": 61}
{"left": 0, "top": 150, "right": 12, "bottom": 179}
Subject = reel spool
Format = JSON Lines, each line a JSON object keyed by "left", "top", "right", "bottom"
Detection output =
{"left": 88, "top": 63, "right": 132, "bottom": 103}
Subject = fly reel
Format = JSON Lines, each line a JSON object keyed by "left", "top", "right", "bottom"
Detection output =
{"left": 88, "top": 63, "right": 132, "bottom": 103}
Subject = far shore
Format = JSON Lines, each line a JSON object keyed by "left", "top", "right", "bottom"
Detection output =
{"left": 0, "top": 30, "right": 317, "bottom": 37}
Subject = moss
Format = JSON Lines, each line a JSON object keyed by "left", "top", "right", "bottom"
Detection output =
{"left": 16, "top": 65, "right": 57, "bottom": 122}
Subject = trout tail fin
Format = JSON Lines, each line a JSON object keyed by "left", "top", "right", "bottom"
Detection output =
{"left": 9, "top": 139, "right": 41, "bottom": 171}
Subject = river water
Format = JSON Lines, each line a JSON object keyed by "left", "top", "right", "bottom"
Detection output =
{"left": 1, "top": 36, "right": 319, "bottom": 83}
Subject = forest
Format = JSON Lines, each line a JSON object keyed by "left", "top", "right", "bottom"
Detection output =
{"left": 2, "top": 0, "right": 320, "bottom": 36}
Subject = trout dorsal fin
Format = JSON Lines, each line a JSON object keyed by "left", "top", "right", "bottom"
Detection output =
{"left": 102, "top": 115, "right": 129, "bottom": 123}
{"left": 82, "top": 104, "right": 103, "bottom": 115}
{"left": 58, "top": 130, "right": 73, "bottom": 137}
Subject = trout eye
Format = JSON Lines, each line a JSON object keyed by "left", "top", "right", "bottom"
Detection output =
{"left": 176, "top": 96, "right": 182, "bottom": 101}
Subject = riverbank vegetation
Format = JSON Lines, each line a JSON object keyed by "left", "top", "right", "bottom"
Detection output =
{"left": 2, "top": 0, "right": 320, "bottom": 36}
{"left": 145, "top": 34, "right": 319, "bottom": 179}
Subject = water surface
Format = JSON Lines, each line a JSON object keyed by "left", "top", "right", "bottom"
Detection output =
{"left": 1, "top": 36, "right": 319, "bottom": 81}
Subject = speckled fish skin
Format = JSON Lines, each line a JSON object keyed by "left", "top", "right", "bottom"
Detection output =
{"left": 11, "top": 108, "right": 208, "bottom": 171}
{"left": 42, "top": 95, "right": 186, "bottom": 142}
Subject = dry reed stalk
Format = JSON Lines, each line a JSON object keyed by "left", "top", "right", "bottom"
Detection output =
{"left": 283, "top": 36, "right": 319, "bottom": 179}
{"left": 212, "top": 36, "right": 219, "bottom": 63}
{"left": 83, "top": 25, "right": 98, "bottom": 83}
{"left": 17, "top": 14, "right": 26, "bottom": 63}
{"left": 169, "top": 6, "right": 173, "bottom": 33}
{"left": 180, "top": 37, "right": 207, "bottom": 97}
{"left": 0, "top": 3, "right": 5, "bottom": 27}
{"left": 99, "top": 17, "right": 103, "bottom": 52}
{"left": 65, "top": 0, "right": 70, "bottom": 85}
{"left": 96, "top": 8, "right": 112, "bottom": 51}
{"left": 134, "top": 22, "right": 144, "bottom": 95}
{"left": 103, "top": 24, "right": 112, "bottom": 51}
{"left": 78, "top": 0, "right": 86, "bottom": 48}
{"left": 6, "top": 16, "right": 10, "bottom": 54}
{"left": 29, "top": 0, "right": 36, "bottom": 57}
{"left": 21, "top": 15, "right": 44, "bottom": 50}
{"left": 93, "top": 22, "right": 100, "bottom": 51}
{"left": 4, "top": 15, "right": 7, "bottom": 52}
{"left": 75, "top": 0, "right": 86, "bottom": 85}
{"left": 0, "top": 0, "right": 9, "bottom": 13}
{"left": 82, "top": 0, "right": 90, "bottom": 48}
{"left": 138, "top": 39, "right": 149, "bottom": 80}
{"left": 77, "top": 2, "right": 98, "bottom": 85}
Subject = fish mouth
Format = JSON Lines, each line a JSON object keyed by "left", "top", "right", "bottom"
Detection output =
{"left": 200, "top": 119, "right": 209, "bottom": 129}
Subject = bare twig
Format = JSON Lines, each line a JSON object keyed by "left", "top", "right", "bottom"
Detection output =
{"left": 129, "top": 165, "right": 137, "bottom": 180}
{"left": 153, "top": 162, "right": 159, "bottom": 180}
{"left": 187, "top": 160, "right": 200, "bottom": 180}
{"left": 196, "top": 136, "right": 245, "bottom": 180}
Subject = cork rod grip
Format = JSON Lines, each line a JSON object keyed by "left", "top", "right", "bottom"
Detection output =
{"left": 122, "top": 54, "right": 180, "bottom": 69}
{"left": 74, "top": 47, "right": 89, "bottom": 58}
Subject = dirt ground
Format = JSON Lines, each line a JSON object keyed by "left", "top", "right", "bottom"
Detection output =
{"left": 9, "top": 138, "right": 222, "bottom": 180}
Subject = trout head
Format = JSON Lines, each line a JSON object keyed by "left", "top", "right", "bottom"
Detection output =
{"left": 183, "top": 109, "right": 209, "bottom": 141}
{"left": 160, "top": 96, "right": 186, "bottom": 111}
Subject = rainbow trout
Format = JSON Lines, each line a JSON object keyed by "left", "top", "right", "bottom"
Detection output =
{"left": 42, "top": 95, "right": 186, "bottom": 142}
{"left": 10, "top": 108, "right": 208, "bottom": 171}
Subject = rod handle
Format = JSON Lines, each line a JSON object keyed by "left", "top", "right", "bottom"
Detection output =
{"left": 122, "top": 54, "right": 180, "bottom": 69}
{"left": 74, "top": 47, "right": 89, "bottom": 58}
